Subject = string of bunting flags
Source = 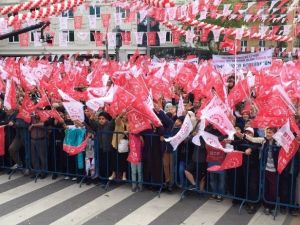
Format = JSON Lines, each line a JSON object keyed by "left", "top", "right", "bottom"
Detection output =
{"left": 0, "top": 0, "right": 66, "bottom": 15}
{"left": 6, "top": 0, "right": 86, "bottom": 26}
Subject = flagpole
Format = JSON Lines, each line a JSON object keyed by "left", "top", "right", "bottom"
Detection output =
{"left": 234, "top": 39, "right": 237, "bottom": 84}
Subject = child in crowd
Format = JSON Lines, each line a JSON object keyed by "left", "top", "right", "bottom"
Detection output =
{"left": 128, "top": 133, "right": 144, "bottom": 192}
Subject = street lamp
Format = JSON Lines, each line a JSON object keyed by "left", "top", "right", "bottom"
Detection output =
{"left": 113, "top": 25, "right": 123, "bottom": 61}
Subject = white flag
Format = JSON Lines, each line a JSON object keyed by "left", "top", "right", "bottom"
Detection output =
{"left": 139, "top": 10, "right": 148, "bottom": 22}
{"left": 135, "top": 32, "right": 144, "bottom": 45}
{"left": 59, "top": 17, "right": 68, "bottom": 30}
{"left": 166, "top": 7, "right": 176, "bottom": 20}
{"left": 63, "top": 101, "right": 84, "bottom": 122}
{"left": 165, "top": 115, "right": 193, "bottom": 150}
{"left": 58, "top": 89, "right": 76, "bottom": 102}
{"left": 107, "top": 32, "right": 116, "bottom": 47}
{"left": 185, "top": 30, "right": 195, "bottom": 44}
{"left": 235, "top": 28, "right": 244, "bottom": 40}
{"left": 177, "top": 95, "right": 185, "bottom": 117}
{"left": 33, "top": 31, "right": 42, "bottom": 47}
{"left": 59, "top": 32, "right": 68, "bottom": 47}
{"left": 76, "top": 32, "right": 89, "bottom": 41}
{"left": 273, "top": 120, "right": 295, "bottom": 153}
{"left": 89, "top": 15, "right": 97, "bottom": 29}
{"left": 212, "top": 28, "right": 221, "bottom": 42}
{"left": 115, "top": 13, "right": 122, "bottom": 26}
{"left": 86, "top": 98, "right": 104, "bottom": 112}
{"left": 157, "top": 31, "right": 166, "bottom": 44}
{"left": 3, "top": 79, "right": 12, "bottom": 110}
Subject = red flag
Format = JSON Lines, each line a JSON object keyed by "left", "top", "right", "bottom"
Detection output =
{"left": 121, "top": 31, "right": 131, "bottom": 45}
{"left": 172, "top": 31, "right": 181, "bottom": 45}
{"left": 220, "top": 37, "right": 237, "bottom": 55}
{"left": 74, "top": 16, "right": 83, "bottom": 29}
{"left": 34, "top": 89, "right": 50, "bottom": 109}
{"left": 277, "top": 139, "right": 300, "bottom": 174}
{"left": 63, "top": 135, "right": 89, "bottom": 156}
{"left": 16, "top": 108, "right": 31, "bottom": 123}
{"left": 254, "top": 91, "right": 294, "bottom": 118}
{"left": 19, "top": 33, "right": 29, "bottom": 47}
{"left": 208, "top": 151, "right": 243, "bottom": 171}
{"left": 94, "top": 32, "right": 103, "bottom": 47}
{"left": 200, "top": 29, "right": 210, "bottom": 42}
{"left": 105, "top": 86, "right": 136, "bottom": 118}
{"left": 147, "top": 32, "right": 156, "bottom": 46}
{"left": 0, "top": 126, "right": 5, "bottom": 156}
{"left": 101, "top": 14, "right": 111, "bottom": 29}
{"left": 125, "top": 11, "right": 135, "bottom": 23}
{"left": 49, "top": 109, "right": 64, "bottom": 123}
{"left": 251, "top": 116, "right": 287, "bottom": 128}
{"left": 233, "top": 3, "right": 242, "bottom": 13}
{"left": 127, "top": 109, "right": 152, "bottom": 134}
{"left": 228, "top": 79, "right": 250, "bottom": 108}
{"left": 0, "top": 78, "right": 5, "bottom": 93}
{"left": 37, "top": 110, "right": 52, "bottom": 122}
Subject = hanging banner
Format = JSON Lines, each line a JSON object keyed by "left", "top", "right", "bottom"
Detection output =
{"left": 20, "top": 32, "right": 29, "bottom": 47}
{"left": 107, "top": 32, "right": 116, "bottom": 47}
{"left": 147, "top": 31, "right": 156, "bottom": 45}
{"left": 33, "top": 31, "right": 42, "bottom": 47}
{"left": 135, "top": 32, "right": 144, "bottom": 45}
{"left": 121, "top": 31, "right": 131, "bottom": 45}
{"left": 115, "top": 12, "right": 122, "bottom": 26}
{"left": 89, "top": 15, "right": 96, "bottom": 29}
{"left": 101, "top": 13, "right": 111, "bottom": 29}
{"left": 77, "top": 31, "right": 89, "bottom": 41}
{"left": 74, "top": 16, "right": 83, "bottom": 30}
{"left": 213, "top": 49, "right": 273, "bottom": 70}
{"left": 59, "top": 32, "right": 68, "bottom": 47}
{"left": 172, "top": 31, "right": 181, "bottom": 45}
{"left": 59, "top": 17, "right": 68, "bottom": 30}
{"left": 94, "top": 32, "right": 103, "bottom": 46}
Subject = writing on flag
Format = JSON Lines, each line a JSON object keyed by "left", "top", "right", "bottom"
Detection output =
{"left": 208, "top": 151, "right": 243, "bottom": 171}
{"left": 273, "top": 120, "right": 295, "bottom": 153}
{"left": 63, "top": 101, "right": 84, "bottom": 122}
{"left": 165, "top": 115, "right": 193, "bottom": 150}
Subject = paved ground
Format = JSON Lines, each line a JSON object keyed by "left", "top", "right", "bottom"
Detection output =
{"left": 0, "top": 172, "right": 299, "bottom": 225}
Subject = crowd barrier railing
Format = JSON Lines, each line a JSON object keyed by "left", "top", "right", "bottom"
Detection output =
{"left": 1, "top": 127, "right": 300, "bottom": 219}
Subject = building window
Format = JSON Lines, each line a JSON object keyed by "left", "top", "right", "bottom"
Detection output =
{"left": 63, "top": 30, "right": 74, "bottom": 42}
{"left": 90, "top": 31, "right": 96, "bottom": 42}
{"left": 90, "top": 6, "right": 101, "bottom": 17}
{"left": 241, "top": 40, "right": 247, "bottom": 52}
{"left": 7, "top": 12, "right": 18, "bottom": 18}
{"left": 259, "top": 40, "right": 265, "bottom": 47}
{"left": 90, "top": 31, "right": 102, "bottom": 42}
{"left": 31, "top": 31, "right": 41, "bottom": 42}
{"left": 8, "top": 34, "right": 19, "bottom": 43}
{"left": 62, "top": 10, "right": 74, "bottom": 18}
{"left": 166, "top": 31, "right": 172, "bottom": 42}
{"left": 116, "top": 7, "right": 130, "bottom": 19}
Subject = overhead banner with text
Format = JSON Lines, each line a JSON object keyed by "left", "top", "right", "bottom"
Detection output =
{"left": 212, "top": 49, "right": 273, "bottom": 71}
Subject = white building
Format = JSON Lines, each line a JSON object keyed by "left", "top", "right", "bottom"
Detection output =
{"left": 0, "top": 0, "right": 181, "bottom": 61}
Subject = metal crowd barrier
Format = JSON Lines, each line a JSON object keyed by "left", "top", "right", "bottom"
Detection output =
{"left": 1, "top": 126, "right": 300, "bottom": 219}
{"left": 176, "top": 141, "right": 263, "bottom": 213}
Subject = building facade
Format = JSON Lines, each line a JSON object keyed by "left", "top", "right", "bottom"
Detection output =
{"left": 0, "top": 0, "right": 298, "bottom": 60}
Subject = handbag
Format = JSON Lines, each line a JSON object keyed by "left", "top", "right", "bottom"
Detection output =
{"left": 118, "top": 139, "right": 129, "bottom": 153}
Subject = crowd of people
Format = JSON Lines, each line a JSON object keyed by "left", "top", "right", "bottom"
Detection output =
{"left": 0, "top": 55, "right": 300, "bottom": 217}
